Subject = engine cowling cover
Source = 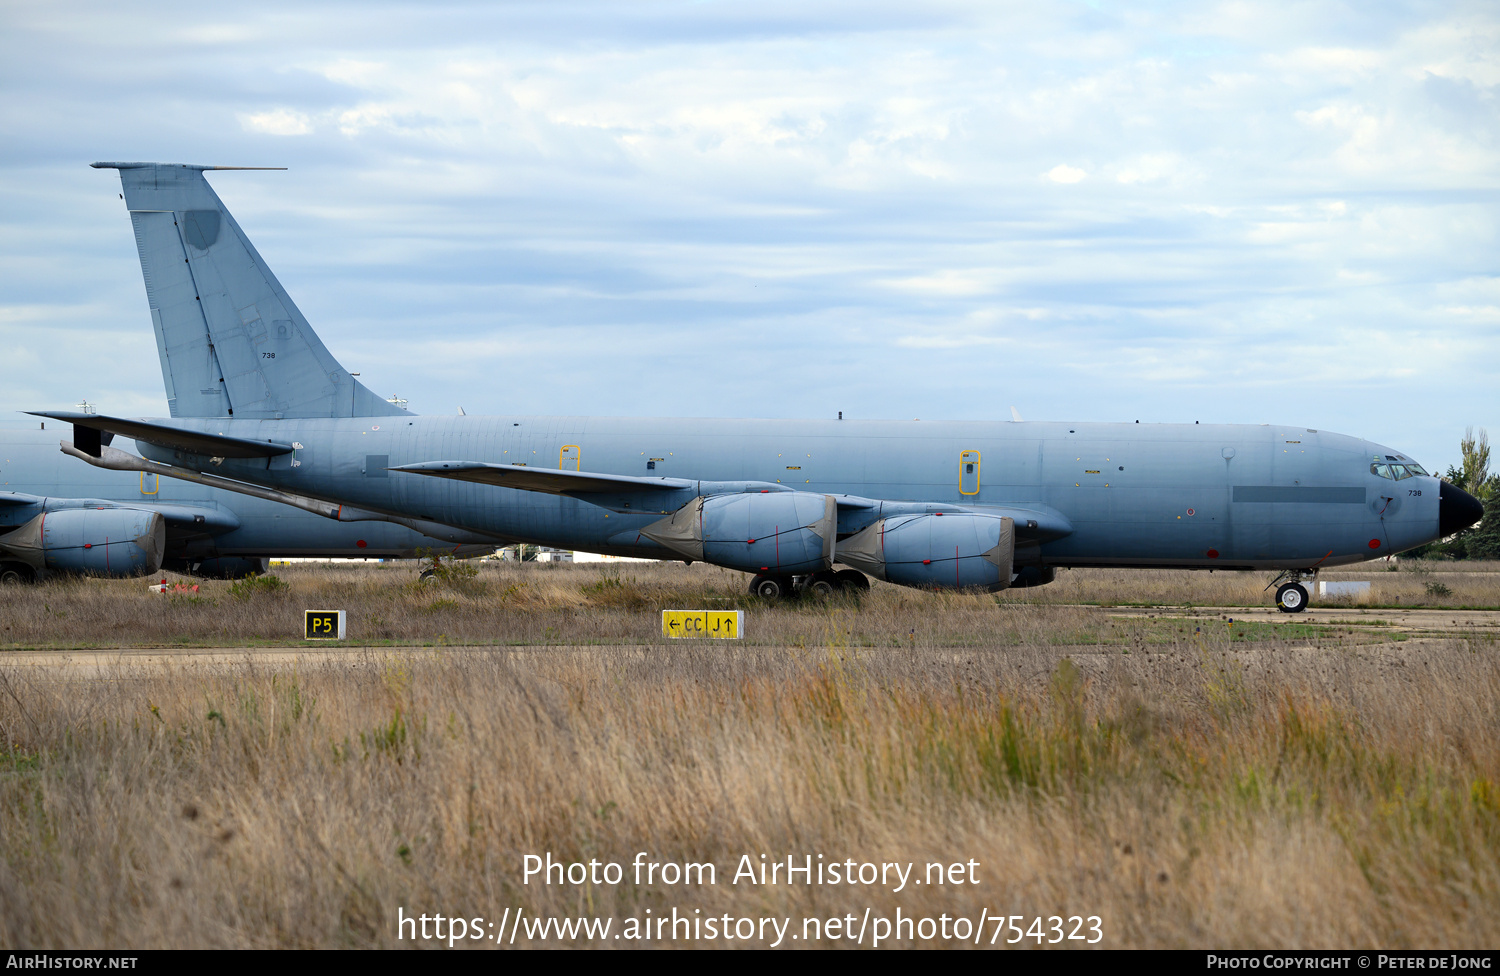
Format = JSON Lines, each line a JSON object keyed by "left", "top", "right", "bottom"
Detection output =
{"left": 642, "top": 491, "right": 836, "bottom": 574}
{"left": 0, "top": 509, "right": 166, "bottom": 578}
{"left": 838, "top": 513, "right": 1015, "bottom": 589}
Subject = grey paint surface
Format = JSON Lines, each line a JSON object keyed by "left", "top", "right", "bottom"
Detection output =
{"left": 54, "top": 163, "right": 1462, "bottom": 582}
{"left": 113, "top": 413, "right": 1436, "bottom": 571}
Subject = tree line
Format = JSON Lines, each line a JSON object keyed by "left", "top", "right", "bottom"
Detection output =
{"left": 1410, "top": 427, "right": 1500, "bottom": 560}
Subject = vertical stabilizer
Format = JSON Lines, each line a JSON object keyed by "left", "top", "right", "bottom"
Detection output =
{"left": 93, "top": 162, "right": 407, "bottom": 419}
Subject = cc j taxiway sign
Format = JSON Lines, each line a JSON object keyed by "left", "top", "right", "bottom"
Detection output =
{"left": 662, "top": 610, "right": 743, "bottom": 639}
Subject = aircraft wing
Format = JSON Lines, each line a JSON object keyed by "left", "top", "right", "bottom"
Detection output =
{"left": 390, "top": 461, "right": 696, "bottom": 495}
{"left": 28, "top": 412, "right": 293, "bottom": 458}
{"left": 0, "top": 492, "right": 43, "bottom": 506}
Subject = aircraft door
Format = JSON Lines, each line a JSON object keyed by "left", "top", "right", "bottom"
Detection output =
{"left": 559, "top": 445, "right": 580, "bottom": 470}
{"left": 140, "top": 473, "right": 159, "bottom": 496}
{"left": 959, "top": 450, "right": 981, "bottom": 495}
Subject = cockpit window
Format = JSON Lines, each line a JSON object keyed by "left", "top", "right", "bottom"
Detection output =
{"left": 1371, "top": 459, "right": 1428, "bottom": 480}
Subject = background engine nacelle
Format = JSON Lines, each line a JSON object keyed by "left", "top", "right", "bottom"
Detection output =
{"left": 837, "top": 513, "right": 1015, "bottom": 589}
{"left": 163, "top": 556, "right": 270, "bottom": 579}
{"left": 0, "top": 509, "right": 166, "bottom": 578}
{"left": 642, "top": 491, "right": 836, "bottom": 574}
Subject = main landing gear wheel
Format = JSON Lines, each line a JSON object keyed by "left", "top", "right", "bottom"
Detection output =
{"left": 418, "top": 568, "right": 438, "bottom": 583}
{"left": 749, "top": 574, "right": 796, "bottom": 600}
{"left": 806, "top": 571, "right": 842, "bottom": 596}
{"left": 834, "top": 569, "right": 870, "bottom": 592}
{"left": 0, "top": 563, "right": 33, "bottom": 585}
{"left": 1276, "top": 582, "right": 1309, "bottom": 613}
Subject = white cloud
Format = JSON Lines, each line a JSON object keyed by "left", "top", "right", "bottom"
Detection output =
{"left": 1, "top": 0, "right": 1496, "bottom": 467}
{"left": 237, "top": 109, "right": 313, "bottom": 136}
{"left": 881, "top": 269, "right": 997, "bottom": 297}
{"left": 1114, "top": 153, "right": 1184, "bottom": 185}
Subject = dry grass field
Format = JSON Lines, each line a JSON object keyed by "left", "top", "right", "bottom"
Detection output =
{"left": 0, "top": 558, "right": 1496, "bottom": 651}
{"left": 1, "top": 560, "right": 1497, "bottom": 948}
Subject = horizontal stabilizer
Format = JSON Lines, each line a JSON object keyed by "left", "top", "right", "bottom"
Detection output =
{"left": 29, "top": 411, "right": 293, "bottom": 458}
{"left": 390, "top": 461, "right": 694, "bottom": 495}
{"left": 91, "top": 162, "right": 287, "bottom": 172}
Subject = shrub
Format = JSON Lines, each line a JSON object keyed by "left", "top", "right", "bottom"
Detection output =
{"left": 228, "top": 574, "right": 289, "bottom": 599}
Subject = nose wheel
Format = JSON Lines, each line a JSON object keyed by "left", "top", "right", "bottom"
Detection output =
{"left": 1275, "top": 582, "right": 1309, "bottom": 613}
{"left": 1267, "top": 569, "right": 1317, "bottom": 613}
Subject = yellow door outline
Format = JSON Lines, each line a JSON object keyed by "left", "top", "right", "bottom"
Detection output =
{"left": 140, "top": 473, "right": 159, "bottom": 495}
{"left": 559, "top": 444, "right": 581, "bottom": 470}
{"left": 959, "top": 450, "right": 981, "bottom": 495}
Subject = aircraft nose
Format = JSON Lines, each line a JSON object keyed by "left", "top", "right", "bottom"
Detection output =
{"left": 1439, "top": 480, "right": 1485, "bottom": 537}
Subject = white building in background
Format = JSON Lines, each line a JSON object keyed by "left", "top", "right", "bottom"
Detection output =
{"left": 488, "top": 547, "right": 654, "bottom": 564}
{"left": 570, "top": 551, "right": 654, "bottom": 563}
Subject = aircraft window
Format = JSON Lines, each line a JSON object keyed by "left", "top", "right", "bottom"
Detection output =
{"left": 1390, "top": 464, "right": 1412, "bottom": 480}
{"left": 1371, "top": 463, "right": 1392, "bottom": 479}
{"left": 1407, "top": 462, "right": 1428, "bottom": 476}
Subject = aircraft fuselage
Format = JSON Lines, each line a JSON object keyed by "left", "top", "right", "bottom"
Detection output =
{"left": 134, "top": 414, "right": 1439, "bottom": 571}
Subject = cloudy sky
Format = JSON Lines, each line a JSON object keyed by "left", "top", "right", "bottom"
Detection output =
{"left": 1, "top": 1, "right": 1495, "bottom": 470}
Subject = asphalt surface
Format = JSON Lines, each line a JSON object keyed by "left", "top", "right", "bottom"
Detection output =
{"left": 2, "top": 603, "right": 1493, "bottom": 670}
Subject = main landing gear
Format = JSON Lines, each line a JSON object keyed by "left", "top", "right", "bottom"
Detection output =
{"left": 0, "top": 562, "right": 35, "bottom": 585}
{"left": 749, "top": 569, "right": 870, "bottom": 600}
{"left": 1267, "top": 569, "right": 1318, "bottom": 613}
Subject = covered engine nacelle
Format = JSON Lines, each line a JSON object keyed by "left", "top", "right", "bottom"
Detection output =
{"left": 0, "top": 509, "right": 166, "bottom": 578}
{"left": 163, "top": 556, "right": 269, "bottom": 579}
{"left": 642, "top": 491, "right": 836, "bottom": 574}
{"left": 838, "top": 513, "right": 1015, "bottom": 590}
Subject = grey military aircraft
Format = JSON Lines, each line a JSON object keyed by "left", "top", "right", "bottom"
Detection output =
{"left": 0, "top": 424, "right": 500, "bottom": 582}
{"left": 38, "top": 162, "right": 1486, "bottom": 611}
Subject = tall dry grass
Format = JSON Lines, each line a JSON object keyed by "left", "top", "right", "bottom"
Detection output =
{"left": 1, "top": 631, "right": 1497, "bottom": 948}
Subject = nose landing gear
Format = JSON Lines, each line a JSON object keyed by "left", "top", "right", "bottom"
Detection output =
{"left": 1275, "top": 582, "right": 1309, "bottom": 612}
{"left": 1267, "top": 569, "right": 1318, "bottom": 613}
